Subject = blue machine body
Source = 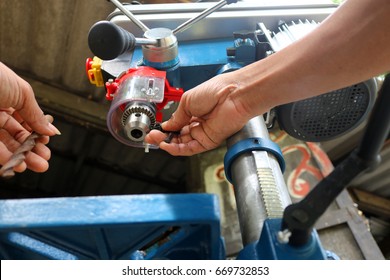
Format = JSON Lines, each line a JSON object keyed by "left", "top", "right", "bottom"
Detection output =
{"left": 224, "top": 137, "right": 286, "bottom": 184}
{"left": 0, "top": 194, "right": 224, "bottom": 260}
{"left": 238, "top": 219, "right": 327, "bottom": 260}
{"left": 131, "top": 38, "right": 248, "bottom": 90}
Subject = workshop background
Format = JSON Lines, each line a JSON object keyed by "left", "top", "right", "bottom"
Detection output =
{"left": 0, "top": 0, "right": 389, "bottom": 259}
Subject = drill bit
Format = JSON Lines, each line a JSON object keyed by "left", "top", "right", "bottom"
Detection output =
{"left": 0, "top": 115, "right": 54, "bottom": 178}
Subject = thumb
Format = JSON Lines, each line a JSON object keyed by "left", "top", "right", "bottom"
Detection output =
{"left": 162, "top": 92, "right": 193, "bottom": 132}
{"left": 16, "top": 79, "right": 60, "bottom": 136}
{"left": 163, "top": 81, "right": 237, "bottom": 132}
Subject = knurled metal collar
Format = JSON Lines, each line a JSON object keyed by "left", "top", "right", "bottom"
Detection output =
{"left": 223, "top": 137, "right": 285, "bottom": 184}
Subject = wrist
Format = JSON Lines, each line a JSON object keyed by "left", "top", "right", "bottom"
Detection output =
{"left": 227, "top": 60, "right": 285, "bottom": 118}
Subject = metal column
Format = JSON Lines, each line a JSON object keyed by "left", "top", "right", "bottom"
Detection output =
{"left": 226, "top": 116, "right": 291, "bottom": 246}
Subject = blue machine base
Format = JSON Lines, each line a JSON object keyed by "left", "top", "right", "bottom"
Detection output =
{"left": 0, "top": 194, "right": 225, "bottom": 260}
{"left": 238, "top": 219, "right": 327, "bottom": 260}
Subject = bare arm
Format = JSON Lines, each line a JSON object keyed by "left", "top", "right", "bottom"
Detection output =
{"left": 236, "top": 0, "right": 390, "bottom": 116}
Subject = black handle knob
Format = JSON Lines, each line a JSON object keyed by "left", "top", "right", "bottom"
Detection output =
{"left": 88, "top": 20, "right": 136, "bottom": 60}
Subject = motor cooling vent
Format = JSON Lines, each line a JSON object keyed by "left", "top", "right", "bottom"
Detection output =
{"left": 276, "top": 82, "right": 375, "bottom": 141}
{"left": 259, "top": 20, "right": 376, "bottom": 142}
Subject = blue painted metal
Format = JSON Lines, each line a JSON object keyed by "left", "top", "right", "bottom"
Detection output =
{"left": 216, "top": 62, "right": 242, "bottom": 75}
{"left": 325, "top": 250, "right": 340, "bottom": 260}
{"left": 224, "top": 137, "right": 286, "bottom": 183}
{"left": 233, "top": 38, "right": 256, "bottom": 63}
{"left": 132, "top": 38, "right": 232, "bottom": 68}
{"left": 143, "top": 57, "right": 180, "bottom": 71}
{"left": 0, "top": 194, "right": 224, "bottom": 260}
{"left": 132, "top": 38, "right": 241, "bottom": 91}
{"left": 237, "top": 219, "right": 327, "bottom": 260}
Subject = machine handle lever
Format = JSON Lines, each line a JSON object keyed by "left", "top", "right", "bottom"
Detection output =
{"left": 108, "top": 0, "right": 150, "bottom": 32}
{"left": 88, "top": 21, "right": 157, "bottom": 60}
{"left": 173, "top": 0, "right": 238, "bottom": 35}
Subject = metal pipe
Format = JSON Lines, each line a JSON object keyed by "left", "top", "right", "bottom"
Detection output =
{"left": 226, "top": 116, "right": 291, "bottom": 246}
{"left": 357, "top": 74, "right": 390, "bottom": 163}
{"left": 135, "top": 38, "right": 158, "bottom": 46}
{"left": 173, "top": 0, "right": 233, "bottom": 35}
{"left": 109, "top": 0, "right": 150, "bottom": 32}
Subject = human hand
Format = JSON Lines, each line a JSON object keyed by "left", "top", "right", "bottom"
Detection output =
{"left": 145, "top": 72, "right": 254, "bottom": 156}
{"left": 0, "top": 62, "right": 61, "bottom": 174}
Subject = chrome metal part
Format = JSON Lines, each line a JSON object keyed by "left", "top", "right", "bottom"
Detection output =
{"left": 142, "top": 28, "right": 178, "bottom": 64}
{"left": 122, "top": 102, "right": 156, "bottom": 142}
{"left": 109, "top": 3, "right": 336, "bottom": 41}
{"left": 264, "top": 20, "right": 319, "bottom": 52}
{"left": 255, "top": 152, "right": 284, "bottom": 219}
{"left": 226, "top": 116, "right": 291, "bottom": 246}
{"left": 109, "top": 0, "right": 150, "bottom": 32}
{"left": 135, "top": 37, "right": 158, "bottom": 46}
{"left": 173, "top": 0, "right": 231, "bottom": 35}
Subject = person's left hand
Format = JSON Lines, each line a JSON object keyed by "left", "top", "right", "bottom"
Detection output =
{"left": 0, "top": 62, "right": 60, "bottom": 174}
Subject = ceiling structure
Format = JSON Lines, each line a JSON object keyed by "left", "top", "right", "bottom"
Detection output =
{"left": 0, "top": 0, "right": 192, "bottom": 198}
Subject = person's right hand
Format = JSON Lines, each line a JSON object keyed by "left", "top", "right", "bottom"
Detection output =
{"left": 145, "top": 72, "right": 255, "bottom": 156}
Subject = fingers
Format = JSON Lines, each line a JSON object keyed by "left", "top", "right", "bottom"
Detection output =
{"left": 0, "top": 138, "right": 28, "bottom": 174}
{"left": 146, "top": 75, "right": 244, "bottom": 156}
{"left": 25, "top": 143, "right": 51, "bottom": 172}
{"left": 145, "top": 130, "right": 168, "bottom": 146}
{"left": 11, "top": 110, "right": 32, "bottom": 132}
{"left": 0, "top": 112, "right": 52, "bottom": 174}
{"left": 145, "top": 128, "right": 202, "bottom": 156}
{"left": 8, "top": 144, "right": 50, "bottom": 173}
{"left": 0, "top": 63, "right": 60, "bottom": 137}
{"left": 16, "top": 79, "right": 61, "bottom": 136}
{"left": 162, "top": 80, "right": 223, "bottom": 132}
{"left": 0, "top": 133, "right": 51, "bottom": 174}
{"left": 161, "top": 94, "right": 193, "bottom": 132}
{"left": 0, "top": 111, "right": 27, "bottom": 143}
{"left": 146, "top": 130, "right": 206, "bottom": 156}
{"left": 146, "top": 121, "right": 220, "bottom": 156}
{"left": 0, "top": 141, "right": 15, "bottom": 167}
{"left": 0, "top": 110, "right": 51, "bottom": 146}
{"left": 0, "top": 63, "right": 57, "bottom": 175}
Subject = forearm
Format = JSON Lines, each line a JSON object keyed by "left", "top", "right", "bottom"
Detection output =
{"left": 233, "top": 0, "right": 390, "bottom": 117}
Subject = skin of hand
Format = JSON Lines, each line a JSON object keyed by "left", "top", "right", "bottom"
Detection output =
{"left": 0, "top": 62, "right": 61, "bottom": 173}
{"left": 146, "top": 0, "right": 390, "bottom": 156}
{"left": 146, "top": 73, "right": 258, "bottom": 156}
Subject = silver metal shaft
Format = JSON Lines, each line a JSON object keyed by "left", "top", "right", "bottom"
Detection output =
{"left": 173, "top": 0, "right": 228, "bottom": 35}
{"left": 226, "top": 116, "right": 291, "bottom": 246}
{"left": 135, "top": 38, "right": 157, "bottom": 46}
{"left": 109, "top": 0, "right": 150, "bottom": 32}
